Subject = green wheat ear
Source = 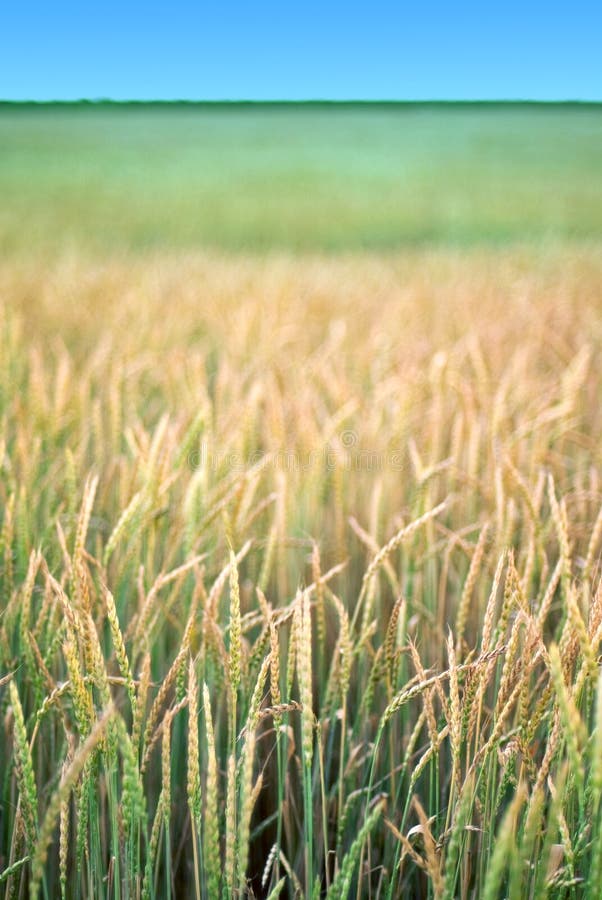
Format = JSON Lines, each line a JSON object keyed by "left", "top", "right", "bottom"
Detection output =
{"left": 203, "top": 682, "right": 221, "bottom": 898}
{"left": 228, "top": 548, "right": 242, "bottom": 700}
{"left": 9, "top": 681, "right": 39, "bottom": 855}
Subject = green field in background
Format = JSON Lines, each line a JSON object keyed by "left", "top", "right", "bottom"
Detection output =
{"left": 1, "top": 103, "right": 602, "bottom": 253}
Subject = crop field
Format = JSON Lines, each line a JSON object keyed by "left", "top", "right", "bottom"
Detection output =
{"left": 1, "top": 105, "right": 602, "bottom": 899}
{"left": 2, "top": 103, "right": 602, "bottom": 253}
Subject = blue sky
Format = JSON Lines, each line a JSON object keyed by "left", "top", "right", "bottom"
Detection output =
{"left": 1, "top": 1, "right": 601, "bottom": 101}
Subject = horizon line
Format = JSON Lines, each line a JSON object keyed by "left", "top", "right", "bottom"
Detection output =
{"left": 1, "top": 98, "right": 602, "bottom": 107}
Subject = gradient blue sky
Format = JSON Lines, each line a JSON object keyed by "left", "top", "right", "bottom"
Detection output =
{"left": 2, "top": 1, "right": 601, "bottom": 101}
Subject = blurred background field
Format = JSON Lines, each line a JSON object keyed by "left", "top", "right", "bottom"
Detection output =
{"left": 1, "top": 103, "right": 602, "bottom": 255}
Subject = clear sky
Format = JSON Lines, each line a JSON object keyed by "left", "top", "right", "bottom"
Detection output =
{"left": 1, "top": 1, "right": 601, "bottom": 102}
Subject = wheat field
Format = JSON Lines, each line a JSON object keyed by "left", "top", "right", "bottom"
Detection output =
{"left": 1, "top": 242, "right": 602, "bottom": 898}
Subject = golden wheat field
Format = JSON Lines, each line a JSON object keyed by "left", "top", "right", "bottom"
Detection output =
{"left": 2, "top": 242, "right": 602, "bottom": 899}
